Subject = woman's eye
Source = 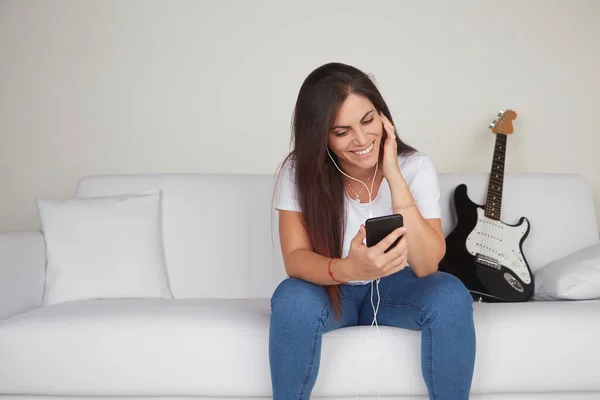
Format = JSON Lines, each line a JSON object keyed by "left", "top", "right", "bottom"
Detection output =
{"left": 363, "top": 118, "right": 373, "bottom": 125}
{"left": 335, "top": 131, "right": 348, "bottom": 137}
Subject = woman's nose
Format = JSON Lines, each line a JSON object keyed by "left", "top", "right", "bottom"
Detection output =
{"left": 354, "top": 129, "right": 371, "bottom": 146}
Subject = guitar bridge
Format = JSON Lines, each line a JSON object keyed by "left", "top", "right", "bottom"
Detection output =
{"left": 475, "top": 253, "right": 501, "bottom": 270}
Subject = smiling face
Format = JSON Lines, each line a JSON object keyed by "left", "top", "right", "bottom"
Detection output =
{"left": 328, "top": 93, "right": 384, "bottom": 177}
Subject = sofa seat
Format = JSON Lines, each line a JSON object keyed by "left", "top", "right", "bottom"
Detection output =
{"left": 1, "top": 297, "right": 599, "bottom": 397}
{"left": 0, "top": 298, "right": 267, "bottom": 396}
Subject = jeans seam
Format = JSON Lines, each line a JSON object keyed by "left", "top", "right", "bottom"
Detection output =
{"left": 376, "top": 299, "right": 437, "bottom": 398}
{"left": 376, "top": 298, "right": 422, "bottom": 314}
{"left": 297, "top": 297, "right": 331, "bottom": 400}
{"left": 429, "top": 325, "right": 436, "bottom": 399}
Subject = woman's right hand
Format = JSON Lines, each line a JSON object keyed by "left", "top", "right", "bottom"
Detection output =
{"left": 344, "top": 224, "right": 408, "bottom": 281}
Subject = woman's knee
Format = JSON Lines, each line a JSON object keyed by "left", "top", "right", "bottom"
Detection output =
{"left": 271, "top": 278, "right": 331, "bottom": 322}
{"left": 426, "top": 272, "right": 473, "bottom": 315}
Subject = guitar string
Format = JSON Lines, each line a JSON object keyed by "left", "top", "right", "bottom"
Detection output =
{"left": 493, "top": 134, "right": 503, "bottom": 271}
{"left": 488, "top": 140, "right": 497, "bottom": 271}
{"left": 490, "top": 132, "right": 505, "bottom": 272}
{"left": 490, "top": 117, "right": 503, "bottom": 267}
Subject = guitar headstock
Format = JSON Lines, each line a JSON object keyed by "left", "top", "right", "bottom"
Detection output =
{"left": 489, "top": 109, "right": 517, "bottom": 135}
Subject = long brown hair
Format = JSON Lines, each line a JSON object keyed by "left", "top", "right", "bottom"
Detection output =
{"left": 275, "top": 62, "right": 416, "bottom": 318}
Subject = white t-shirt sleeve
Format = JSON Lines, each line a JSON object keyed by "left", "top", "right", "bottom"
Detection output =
{"left": 411, "top": 155, "right": 442, "bottom": 219}
{"left": 274, "top": 159, "right": 302, "bottom": 212}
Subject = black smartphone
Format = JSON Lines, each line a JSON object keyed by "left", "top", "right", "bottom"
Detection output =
{"left": 365, "top": 214, "right": 404, "bottom": 253}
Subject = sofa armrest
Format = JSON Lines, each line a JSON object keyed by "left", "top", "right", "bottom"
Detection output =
{"left": 0, "top": 231, "right": 46, "bottom": 321}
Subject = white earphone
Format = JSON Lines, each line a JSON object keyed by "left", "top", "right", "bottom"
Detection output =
{"left": 327, "top": 148, "right": 383, "bottom": 399}
{"left": 327, "top": 148, "right": 376, "bottom": 219}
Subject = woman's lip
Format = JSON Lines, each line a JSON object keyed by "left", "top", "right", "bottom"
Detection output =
{"left": 350, "top": 141, "right": 375, "bottom": 152}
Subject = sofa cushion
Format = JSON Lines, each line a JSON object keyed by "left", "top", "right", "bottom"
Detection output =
{"left": 534, "top": 243, "right": 600, "bottom": 300}
{"left": 73, "top": 173, "right": 600, "bottom": 300}
{"left": 36, "top": 189, "right": 172, "bottom": 305}
{"left": 0, "top": 299, "right": 241, "bottom": 396}
{"left": 1, "top": 298, "right": 600, "bottom": 396}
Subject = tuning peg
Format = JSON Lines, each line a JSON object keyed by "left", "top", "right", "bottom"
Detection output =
{"left": 498, "top": 110, "right": 504, "bottom": 117}
{"left": 489, "top": 121, "right": 496, "bottom": 128}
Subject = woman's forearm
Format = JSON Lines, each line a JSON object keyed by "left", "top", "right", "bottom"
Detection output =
{"left": 387, "top": 173, "right": 445, "bottom": 277}
{"left": 285, "top": 249, "right": 351, "bottom": 285}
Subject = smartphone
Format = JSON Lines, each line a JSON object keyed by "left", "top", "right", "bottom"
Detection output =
{"left": 365, "top": 214, "right": 404, "bottom": 253}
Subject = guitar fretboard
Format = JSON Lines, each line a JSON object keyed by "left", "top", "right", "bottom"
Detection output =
{"left": 485, "top": 133, "right": 506, "bottom": 220}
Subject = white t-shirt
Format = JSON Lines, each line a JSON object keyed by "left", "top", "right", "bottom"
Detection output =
{"left": 274, "top": 151, "right": 442, "bottom": 285}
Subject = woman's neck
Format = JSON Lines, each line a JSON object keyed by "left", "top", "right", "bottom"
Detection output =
{"left": 340, "top": 162, "right": 378, "bottom": 183}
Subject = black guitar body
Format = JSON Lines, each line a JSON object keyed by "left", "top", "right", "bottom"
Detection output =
{"left": 439, "top": 184, "right": 534, "bottom": 303}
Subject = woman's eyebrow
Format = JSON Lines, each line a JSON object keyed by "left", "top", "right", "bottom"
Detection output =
{"left": 331, "top": 109, "right": 375, "bottom": 130}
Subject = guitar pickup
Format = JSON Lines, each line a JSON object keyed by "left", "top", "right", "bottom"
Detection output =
{"left": 475, "top": 253, "right": 501, "bottom": 270}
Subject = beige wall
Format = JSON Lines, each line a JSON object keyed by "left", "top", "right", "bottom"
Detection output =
{"left": 1, "top": 0, "right": 599, "bottom": 232}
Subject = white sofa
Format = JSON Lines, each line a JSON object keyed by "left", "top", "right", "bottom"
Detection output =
{"left": 1, "top": 171, "right": 599, "bottom": 400}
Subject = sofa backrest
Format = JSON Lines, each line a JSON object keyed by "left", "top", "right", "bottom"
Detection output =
{"left": 75, "top": 172, "right": 599, "bottom": 299}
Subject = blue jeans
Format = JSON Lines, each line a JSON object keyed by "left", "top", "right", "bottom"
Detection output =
{"left": 269, "top": 268, "right": 476, "bottom": 399}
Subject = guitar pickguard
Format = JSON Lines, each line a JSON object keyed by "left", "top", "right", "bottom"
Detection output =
{"left": 465, "top": 207, "right": 531, "bottom": 284}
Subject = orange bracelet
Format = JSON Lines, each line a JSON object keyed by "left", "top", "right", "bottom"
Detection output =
{"left": 328, "top": 258, "right": 346, "bottom": 284}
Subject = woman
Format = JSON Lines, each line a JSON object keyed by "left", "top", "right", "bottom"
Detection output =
{"left": 270, "top": 62, "right": 476, "bottom": 400}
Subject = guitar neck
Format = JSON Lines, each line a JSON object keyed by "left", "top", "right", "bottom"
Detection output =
{"left": 484, "top": 133, "right": 507, "bottom": 220}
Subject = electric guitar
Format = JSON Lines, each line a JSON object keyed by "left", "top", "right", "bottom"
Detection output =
{"left": 439, "top": 110, "right": 534, "bottom": 302}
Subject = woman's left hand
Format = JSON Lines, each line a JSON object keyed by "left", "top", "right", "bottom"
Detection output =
{"left": 379, "top": 112, "right": 403, "bottom": 181}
